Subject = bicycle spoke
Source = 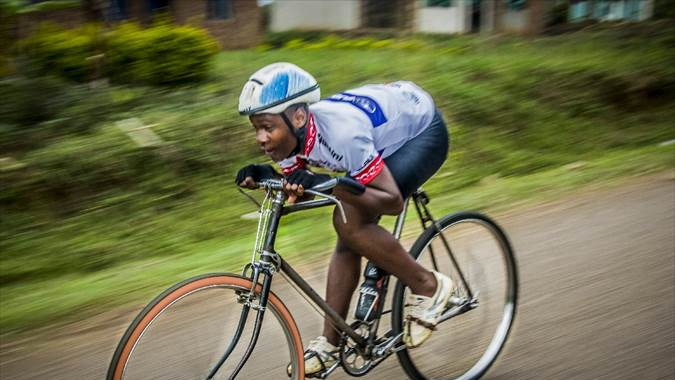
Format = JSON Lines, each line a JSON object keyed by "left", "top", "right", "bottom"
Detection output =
{"left": 392, "top": 212, "right": 518, "bottom": 380}
{"left": 432, "top": 222, "right": 475, "bottom": 299}
{"left": 428, "top": 245, "right": 440, "bottom": 272}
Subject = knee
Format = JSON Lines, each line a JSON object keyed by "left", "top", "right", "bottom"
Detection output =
{"left": 333, "top": 238, "right": 358, "bottom": 261}
{"left": 333, "top": 212, "right": 360, "bottom": 242}
{"left": 388, "top": 193, "right": 404, "bottom": 215}
{"left": 333, "top": 209, "right": 375, "bottom": 247}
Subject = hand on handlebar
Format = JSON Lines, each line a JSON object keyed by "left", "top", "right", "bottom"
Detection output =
{"left": 235, "top": 164, "right": 279, "bottom": 189}
{"left": 284, "top": 169, "right": 331, "bottom": 204}
{"left": 237, "top": 168, "right": 365, "bottom": 201}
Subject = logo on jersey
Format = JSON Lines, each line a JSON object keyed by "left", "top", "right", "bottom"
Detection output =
{"left": 317, "top": 133, "right": 344, "bottom": 162}
{"left": 325, "top": 92, "right": 388, "bottom": 128}
{"left": 304, "top": 113, "right": 317, "bottom": 156}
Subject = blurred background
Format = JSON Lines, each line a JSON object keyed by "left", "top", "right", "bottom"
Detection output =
{"left": 0, "top": 0, "right": 674, "bottom": 379}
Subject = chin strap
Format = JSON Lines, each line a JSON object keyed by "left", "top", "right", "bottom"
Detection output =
{"left": 280, "top": 105, "right": 309, "bottom": 158}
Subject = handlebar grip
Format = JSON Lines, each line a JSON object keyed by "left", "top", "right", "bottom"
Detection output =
{"left": 336, "top": 176, "right": 366, "bottom": 195}
{"left": 261, "top": 176, "right": 365, "bottom": 195}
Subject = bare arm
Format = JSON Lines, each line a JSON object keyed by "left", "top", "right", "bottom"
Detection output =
{"left": 333, "top": 164, "right": 403, "bottom": 216}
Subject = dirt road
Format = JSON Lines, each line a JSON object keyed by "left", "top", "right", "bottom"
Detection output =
{"left": 1, "top": 175, "right": 673, "bottom": 380}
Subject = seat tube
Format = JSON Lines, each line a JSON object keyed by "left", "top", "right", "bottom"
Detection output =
{"left": 392, "top": 198, "right": 409, "bottom": 240}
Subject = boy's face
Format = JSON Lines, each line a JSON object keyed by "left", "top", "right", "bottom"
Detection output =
{"left": 250, "top": 113, "right": 297, "bottom": 162}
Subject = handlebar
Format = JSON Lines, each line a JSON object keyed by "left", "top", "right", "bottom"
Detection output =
{"left": 257, "top": 176, "right": 366, "bottom": 195}
{"left": 249, "top": 176, "right": 365, "bottom": 224}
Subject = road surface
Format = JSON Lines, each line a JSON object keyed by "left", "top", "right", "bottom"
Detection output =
{"left": 1, "top": 175, "right": 673, "bottom": 380}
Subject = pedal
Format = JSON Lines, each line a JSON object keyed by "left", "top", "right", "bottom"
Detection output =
{"left": 311, "top": 360, "right": 341, "bottom": 379}
{"left": 287, "top": 357, "right": 341, "bottom": 379}
{"left": 373, "top": 332, "right": 405, "bottom": 357}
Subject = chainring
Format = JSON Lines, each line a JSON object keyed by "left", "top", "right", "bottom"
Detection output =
{"left": 339, "top": 321, "right": 376, "bottom": 376}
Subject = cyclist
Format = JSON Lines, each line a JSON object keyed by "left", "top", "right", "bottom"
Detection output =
{"left": 235, "top": 62, "right": 454, "bottom": 376}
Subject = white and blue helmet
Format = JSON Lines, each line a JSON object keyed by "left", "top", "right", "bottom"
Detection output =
{"left": 238, "top": 62, "right": 320, "bottom": 115}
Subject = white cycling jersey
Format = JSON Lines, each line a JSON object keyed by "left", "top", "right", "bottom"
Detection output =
{"left": 278, "top": 81, "right": 436, "bottom": 184}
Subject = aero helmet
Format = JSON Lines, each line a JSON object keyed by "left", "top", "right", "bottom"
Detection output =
{"left": 238, "top": 62, "right": 320, "bottom": 116}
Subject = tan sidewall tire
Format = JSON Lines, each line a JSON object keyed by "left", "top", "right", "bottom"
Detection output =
{"left": 107, "top": 273, "right": 305, "bottom": 380}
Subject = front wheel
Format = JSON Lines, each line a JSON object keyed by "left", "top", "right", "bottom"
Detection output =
{"left": 107, "top": 273, "right": 305, "bottom": 380}
{"left": 392, "top": 212, "right": 518, "bottom": 380}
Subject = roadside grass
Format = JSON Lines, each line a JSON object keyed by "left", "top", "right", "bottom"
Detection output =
{"left": 1, "top": 143, "right": 672, "bottom": 335}
{"left": 1, "top": 25, "right": 674, "bottom": 335}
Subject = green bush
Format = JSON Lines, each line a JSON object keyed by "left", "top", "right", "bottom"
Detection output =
{"left": 654, "top": 0, "right": 675, "bottom": 19}
{"left": 0, "top": 75, "right": 75, "bottom": 153}
{"left": 0, "top": 75, "right": 68, "bottom": 127}
{"left": 264, "top": 30, "right": 330, "bottom": 48}
{"left": 20, "top": 22, "right": 99, "bottom": 82}
{"left": 106, "top": 22, "right": 219, "bottom": 85}
{"left": 20, "top": 21, "right": 219, "bottom": 85}
{"left": 13, "top": 0, "right": 80, "bottom": 14}
{"left": 547, "top": 2, "right": 568, "bottom": 27}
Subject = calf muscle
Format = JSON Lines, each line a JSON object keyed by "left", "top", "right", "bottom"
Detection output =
{"left": 332, "top": 200, "right": 436, "bottom": 299}
{"left": 322, "top": 162, "right": 436, "bottom": 345}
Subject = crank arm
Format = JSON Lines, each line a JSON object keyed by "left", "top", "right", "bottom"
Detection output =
{"left": 438, "top": 294, "right": 479, "bottom": 324}
{"left": 312, "top": 360, "right": 341, "bottom": 379}
{"left": 373, "top": 332, "right": 406, "bottom": 358}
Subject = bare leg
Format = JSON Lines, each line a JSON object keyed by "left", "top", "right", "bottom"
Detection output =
{"left": 318, "top": 164, "right": 438, "bottom": 347}
{"left": 323, "top": 238, "right": 361, "bottom": 346}
{"left": 321, "top": 204, "right": 437, "bottom": 346}
{"left": 332, "top": 203, "right": 437, "bottom": 297}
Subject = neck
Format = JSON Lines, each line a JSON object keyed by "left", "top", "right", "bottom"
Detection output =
{"left": 289, "top": 125, "right": 307, "bottom": 157}
{"left": 285, "top": 111, "right": 312, "bottom": 158}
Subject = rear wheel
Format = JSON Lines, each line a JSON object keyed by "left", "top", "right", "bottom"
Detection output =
{"left": 392, "top": 212, "right": 518, "bottom": 380}
{"left": 107, "top": 273, "right": 305, "bottom": 380}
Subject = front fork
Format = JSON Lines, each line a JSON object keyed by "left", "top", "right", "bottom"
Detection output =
{"left": 205, "top": 262, "right": 276, "bottom": 380}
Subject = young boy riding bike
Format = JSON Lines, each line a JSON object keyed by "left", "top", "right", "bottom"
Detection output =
{"left": 235, "top": 62, "right": 454, "bottom": 376}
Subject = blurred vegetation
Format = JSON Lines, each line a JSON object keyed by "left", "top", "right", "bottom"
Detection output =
{"left": 1, "top": 23, "right": 674, "bottom": 334}
{"left": 654, "top": 0, "right": 675, "bottom": 19}
{"left": 18, "top": 21, "right": 219, "bottom": 84}
{"left": 0, "top": 0, "right": 80, "bottom": 15}
{"left": 547, "top": 2, "right": 569, "bottom": 27}
{"left": 106, "top": 22, "right": 219, "bottom": 84}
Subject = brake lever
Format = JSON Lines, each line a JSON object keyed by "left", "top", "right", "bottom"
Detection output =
{"left": 237, "top": 187, "right": 262, "bottom": 208}
{"left": 237, "top": 179, "right": 284, "bottom": 208}
{"left": 304, "top": 189, "right": 348, "bottom": 224}
{"left": 241, "top": 178, "right": 349, "bottom": 223}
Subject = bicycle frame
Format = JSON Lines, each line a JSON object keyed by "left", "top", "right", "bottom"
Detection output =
{"left": 208, "top": 185, "right": 473, "bottom": 379}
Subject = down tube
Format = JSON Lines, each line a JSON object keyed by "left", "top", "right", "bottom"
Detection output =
{"left": 280, "top": 258, "right": 367, "bottom": 347}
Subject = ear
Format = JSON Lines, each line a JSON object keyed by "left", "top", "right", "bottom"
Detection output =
{"left": 292, "top": 106, "right": 308, "bottom": 129}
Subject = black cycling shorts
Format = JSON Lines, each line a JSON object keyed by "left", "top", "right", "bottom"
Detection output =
{"left": 383, "top": 110, "right": 449, "bottom": 199}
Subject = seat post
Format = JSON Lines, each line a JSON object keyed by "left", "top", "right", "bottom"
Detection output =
{"left": 412, "top": 189, "right": 435, "bottom": 229}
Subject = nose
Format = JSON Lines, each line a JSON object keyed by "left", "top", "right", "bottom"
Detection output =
{"left": 255, "top": 129, "right": 268, "bottom": 145}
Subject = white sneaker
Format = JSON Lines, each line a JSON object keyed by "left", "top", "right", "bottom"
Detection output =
{"left": 403, "top": 271, "right": 454, "bottom": 348}
{"left": 287, "top": 336, "right": 339, "bottom": 377}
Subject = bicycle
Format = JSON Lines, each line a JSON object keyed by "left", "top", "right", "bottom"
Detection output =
{"left": 107, "top": 177, "right": 518, "bottom": 380}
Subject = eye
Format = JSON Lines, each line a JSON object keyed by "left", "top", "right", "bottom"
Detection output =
{"left": 254, "top": 124, "right": 272, "bottom": 133}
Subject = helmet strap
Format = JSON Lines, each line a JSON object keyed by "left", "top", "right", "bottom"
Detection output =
{"left": 280, "top": 110, "right": 295, "bottom": 135}
{"left": 281, "top": 105, "right": 309, "bottom": 158}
